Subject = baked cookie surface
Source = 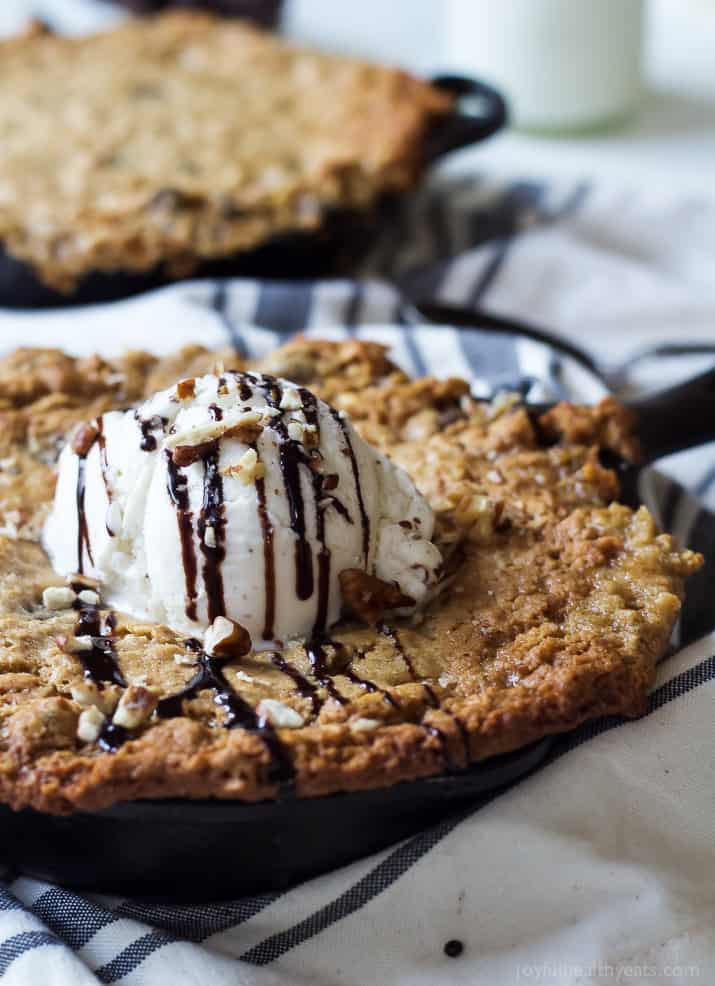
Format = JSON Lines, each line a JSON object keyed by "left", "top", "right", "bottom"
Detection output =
{"left": 0, "top": 13, "right": 450, "bottom": 293}
{"left": 0, "top": 339, "right": 701, "bottom": 814}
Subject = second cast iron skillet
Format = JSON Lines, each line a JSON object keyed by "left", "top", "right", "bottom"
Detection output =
{"left": 0, "top": 305, "right": 713, "bottom": 899}
{"left": 0, "top": 76, "right": 506, "bottom": 309}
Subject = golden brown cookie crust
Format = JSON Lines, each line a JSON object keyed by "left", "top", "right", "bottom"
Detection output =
{"left": 0, "top": 13, "right": 451, "bottom": 292}
{"left": 0, "top": 340, "right": 702, "bottom": 814}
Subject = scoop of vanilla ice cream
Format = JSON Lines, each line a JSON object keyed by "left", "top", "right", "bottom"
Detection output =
{"left": 43, "top": 372, "right": 443, "bottom": 645}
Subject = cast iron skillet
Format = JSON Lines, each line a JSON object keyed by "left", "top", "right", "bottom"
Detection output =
{"left": 0, "top": 305, "right": 713, "bottom": 901}
{"left": 0, "top": 75, "right": 506, "bottom": 309}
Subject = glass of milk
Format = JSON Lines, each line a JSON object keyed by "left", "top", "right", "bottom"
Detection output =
{"left": 447, "top": 0, "right": 645, "bottom": 133}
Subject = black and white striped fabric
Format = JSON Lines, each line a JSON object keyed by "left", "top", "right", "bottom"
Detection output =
{"left": 0, "top": 172, "right": 714, "bottom": 984}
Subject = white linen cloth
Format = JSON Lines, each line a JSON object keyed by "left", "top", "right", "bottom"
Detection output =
{"left": 0, "top": 172, "right": 714, "bottom": 986}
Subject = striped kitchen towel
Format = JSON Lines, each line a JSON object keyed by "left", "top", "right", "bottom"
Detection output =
{"left": 0, "top": 170, "right": 714, "bottom": 985}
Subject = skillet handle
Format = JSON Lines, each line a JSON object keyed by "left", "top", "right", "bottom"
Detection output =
{"left": 424, "top": 75, "right": 508, "bottom": 162}
{"left": 629, "top": 368, "right": 715, "bottom": 463}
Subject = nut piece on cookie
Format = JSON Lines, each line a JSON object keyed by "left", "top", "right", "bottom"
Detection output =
{"left": 339, "top": 569, "right": 415, "bottom": 625}
{"left": 112, "top": 685, "right": 158, "bottom": 729}
{"left": 71, "top": 680, "right": 103, "bottom": 709}
{"left": 42, "top": 585, "right": 76, "bottom": 610}
{"left": 77, "top": 588, "right": 100, "bottom": 606}
{"left": 77, "top": 705, "right": 106, "bottom": 743}
{"left": 71, "top": 681, "right": 119, "bottom": 716}
{"left": 257, "top": 698, "right": 305, "bottom": 728}
{"left": 203, "top": 616, "right": 252, "bottom": 658}
{"left": 349, "top": 717, "right": 381, "bottom": 733}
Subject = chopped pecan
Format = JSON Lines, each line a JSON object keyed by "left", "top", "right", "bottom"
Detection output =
{"left": 112, "top": 685, "right": 158, "bottom": 729}
{"left": 172, "top": 439, "right": 217, "bottom": 467}
{"left": 176, "top": 377, "right": 196, "bottom": 400}
{"left": 339, "top": 569, "right": 414, "bottom": 625}
{"left": 223, "top": 448, "right": 266, "bottom": 485}
{"left": 224, "top": 418, "right": 263, "bottom": 444}
{"left": 204, "top": 616, "right": 252, "bottom": 659}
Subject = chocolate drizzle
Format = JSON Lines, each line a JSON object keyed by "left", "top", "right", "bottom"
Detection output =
{"left": 165, "top": 450, "right": 199, "bottom": 622}
{"left": 74, "top": 434, "right": 99, "bottom": 574}
{"left": 304, "top": 638, "right": 345, "bottom": 704}
{"left": 331, "top": 409, "right": 370, "bottom": 564}
{"left": 280, "top": 438, "right": 314, "bottom": 601}
{"left": 136, "top": 413, "right": 167, "bottom": 452}
{"left": 197, "top": 441, "right": 227, "bottom": 623}
{"left": 71, "top": 622, "right": 295, "bottom": 785}
{"left": 240, "top": 374, "right": 315, "bottom": 604}
{"left": 301, "top": 389, "right": 331, "bottom": 637}
{"left": 299, "top": 635, "right": 403, "bottom": 712}
{"left": 343, "top": 665, "right": 399, "bottom": 709}
{"left": 255, "top": 469, "right": 276, "bottom": 641}
{"left": 156, "top": 639, "right": 294, "bottom": 787}
{"left": 270, "top": 652, "right": 321, "bottom": 715}
{"left": 380, "top": 624, "right": 438, "bottom": 707}
{"left": 72, "top": 594, "right": 125, "bottom": 688}
{"left": 96, "top": 416, "right": 118, "bottom": 537}
{"left": 379, "top": 623, "right": 468, "bottom": 769}
{"left": 269, "top": 639, "right": 398, "bottom": 716}
{"left": 239, "top": 373, "right": 360, "bottom": 639}
{"left": 96, "top": 416, "right": 112, "bottom": 501}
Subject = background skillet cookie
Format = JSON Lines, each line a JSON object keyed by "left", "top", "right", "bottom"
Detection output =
{"left": 0, "top": 13, "right": 506, "bottom": 307}
{"left": 0, "top": 338, "right": 702, "bottom": 816}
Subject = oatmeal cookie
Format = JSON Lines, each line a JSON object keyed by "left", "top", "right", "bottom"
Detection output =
{"left": 0, "top": 340, "right": 701, "bottom": 814}
{"left": 0, "top": 13, "right": 451, "bottom": 294}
